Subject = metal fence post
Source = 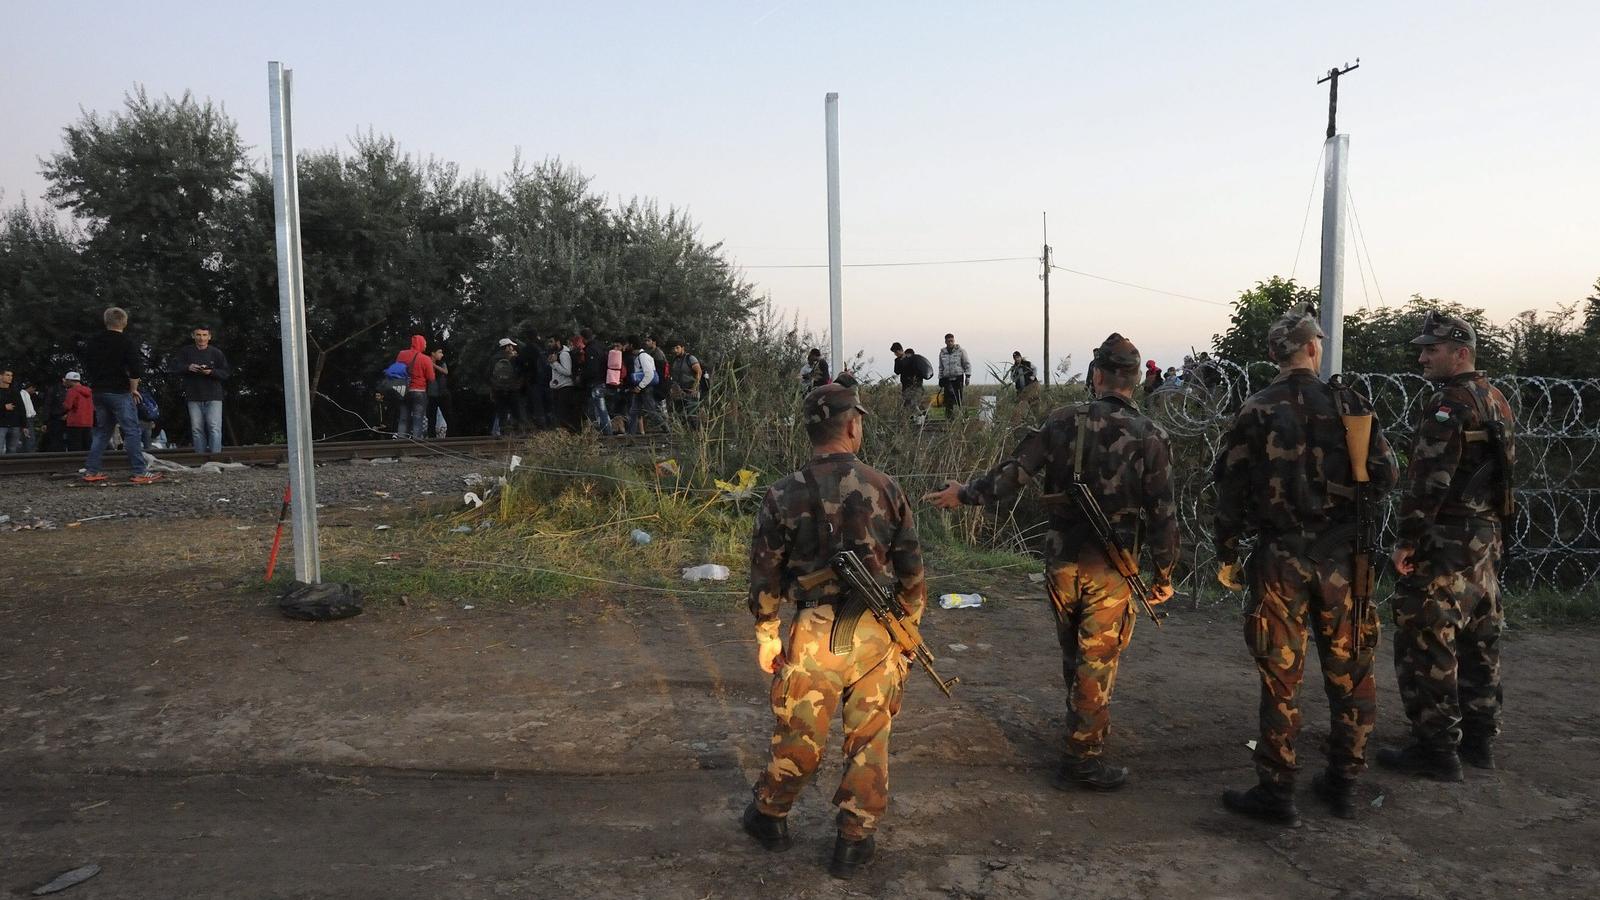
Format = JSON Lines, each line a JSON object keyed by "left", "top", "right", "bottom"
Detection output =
{"left": 267, "top": 61, "right": 321, "bottom": 583}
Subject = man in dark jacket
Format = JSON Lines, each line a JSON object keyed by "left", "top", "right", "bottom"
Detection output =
{"left": 170, "top": 324, "right": 231, "bottom": 455}
{"left": 0, "top": 368, "right": 25, "bottom": 454}
{"left": 82, "top": 307, "right": 160, "bottom": 483}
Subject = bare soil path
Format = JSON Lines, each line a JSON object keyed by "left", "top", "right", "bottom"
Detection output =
{"left": 3, "top": 520, "right": 1596, "bottom": 899}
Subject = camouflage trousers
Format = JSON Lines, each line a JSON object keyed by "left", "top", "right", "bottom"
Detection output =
{"left": 752, "top": 604, "right": 907, "bottom": 841}
{"left": 1392, "top": 519, "right": 1503, "bottom": 749}
{"left": 1045, "top": 548, "right": 1137, "bottom": 759}
{"left": 1245, "top": 541, "right": 1379, "bottom": 790}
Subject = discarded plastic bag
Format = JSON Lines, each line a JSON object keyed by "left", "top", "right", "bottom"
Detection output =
{"left": 938, "top": 593, "right": 984, "bottom": 610}
{"left": 631, "top": 529, "right": 653, "bottom": 545}
{"left": 681, "top": 564, "right": 730, "bottom": 582}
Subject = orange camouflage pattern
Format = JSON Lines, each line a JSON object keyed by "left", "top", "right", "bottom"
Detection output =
{"left": 747, "top": 452, "right": 923, "bottom": 838}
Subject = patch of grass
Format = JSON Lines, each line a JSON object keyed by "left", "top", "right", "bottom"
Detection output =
{"left": 1503, "top": 585, "right": 1600, "bottom": 626}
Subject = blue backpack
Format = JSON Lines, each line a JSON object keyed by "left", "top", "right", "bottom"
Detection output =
{"left": 382, "top": 358, "right": 412, "bottom": 396}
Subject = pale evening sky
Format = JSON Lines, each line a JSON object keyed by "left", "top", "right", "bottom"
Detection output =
{"left": 2, "top": 1, "right": 1596, "bottom": 379}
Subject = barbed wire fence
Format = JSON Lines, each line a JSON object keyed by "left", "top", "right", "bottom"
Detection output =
{"left": 1144, "top": 360, "right": 1600, "bottom": 604}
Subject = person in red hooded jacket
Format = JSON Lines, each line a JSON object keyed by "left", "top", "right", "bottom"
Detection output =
{"left": 394, "top": 335, "right": 437, "bottom": 439}
{"left": 62, "top": 371, "right": 95, "bottom": 452}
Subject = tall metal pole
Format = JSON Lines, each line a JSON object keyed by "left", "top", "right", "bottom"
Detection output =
{"left": 1041, "top": 212, "right": 1051, "bottom": 388}
{"left": 1318, "top": 134, "right": 1349, "bottom": 378}
{"left": 824, "top": 92, "right": 843, "bottom": 374}
{"left": 268, "top": 61, "right": 321, "bottom": 583}
{"left": 1317, "top": 60, "right": 1358, "bottom": 378}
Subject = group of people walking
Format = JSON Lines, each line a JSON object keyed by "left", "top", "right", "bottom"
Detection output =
{"left": 740, "top": 307, "right": 1513, "bottom": 878}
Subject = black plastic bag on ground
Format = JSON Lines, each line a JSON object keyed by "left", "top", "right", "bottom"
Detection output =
{"left": 278, "top": 581, "right": 364, "bottom": 621}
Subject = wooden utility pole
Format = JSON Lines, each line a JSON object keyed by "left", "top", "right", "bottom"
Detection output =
{"left": 1041, "top": 212, "right": 1052, "bottom": 387}
{"left": 1317, "top": 59, "right": 1360, "bottom": 139}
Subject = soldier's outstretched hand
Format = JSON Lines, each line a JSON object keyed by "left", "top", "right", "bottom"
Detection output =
{"left": 1149, "top": 583, "right": 1175, "bottom": 605}
{"left": 923, "top": 480, "right": 964, "bottom": 510}
{"left": 1391, "top": 546, "right": 1416, "bottom": 576}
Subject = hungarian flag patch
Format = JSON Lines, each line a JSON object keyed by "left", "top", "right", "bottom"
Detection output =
{"left": 1434, "top": 405, "right": 1452, "bottom": 422}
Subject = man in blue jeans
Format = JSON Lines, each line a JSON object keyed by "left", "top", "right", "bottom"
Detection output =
{"left": 81, "top": 306, "right": 161, "bottom": 484}
{"left": 171, "top": 324, "right": 231, "bottom": 455}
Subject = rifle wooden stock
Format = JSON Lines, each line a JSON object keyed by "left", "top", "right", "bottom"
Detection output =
{"left": 1341, "top": 412, "right": 1373, "bottom": 484}
{"left": 1334, "top": 378, "right": 1377, "bottom": 655}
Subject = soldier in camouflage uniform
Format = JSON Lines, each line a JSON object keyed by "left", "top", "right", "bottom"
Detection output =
{"left": 740, "top": 384, "right": 925, "bottom": 880}
{"left": 1212, "top": 307, "right": 1399, "bottom": 826}
{"left": 925, "top": 334, "right": 1178, "bottom": 791}
{"left": 1378, "top": 312, "right": 1515, "bottom": 780}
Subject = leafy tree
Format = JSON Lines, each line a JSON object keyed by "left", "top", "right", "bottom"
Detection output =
{"left": 1584, "top": 277, "right": 1600, "bottom": 337}
{"left": 0, "top": 202, "right": 94, "bottom": 380}
{"left": 40, "top": 87, "right": 249, "bottom": 419}
{"left": 1343, "top": 296, "right": 1508, "bottom": 374}
{"left": 1210, "top": 276, "right": 1319, "bottom": 362}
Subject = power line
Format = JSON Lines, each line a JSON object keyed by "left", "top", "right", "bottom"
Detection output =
{"left": 1049, "top": 265, "right": 1229, "bottom": 307}
{"left": 1349, "top": 210, "right": 1373, "bottom": 312}
{"left": 1345, "top": 182, "right": 1386, "bottom": 307}
{"left": 730, "top": 255, "right": 1036, "bottom": 270}
{"left": 1290, "top": 147, "right": 1324, "bottom": 280}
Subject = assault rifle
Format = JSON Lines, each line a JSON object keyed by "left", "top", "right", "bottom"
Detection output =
{"left": 797, "top": 550, "right": 960, "bottom": 697}
{"left": 1332, "top": 375, "right": 1377, "bottom": 655}
{"left": 1042, "top": 483, "right": 1163, "bottom": 626}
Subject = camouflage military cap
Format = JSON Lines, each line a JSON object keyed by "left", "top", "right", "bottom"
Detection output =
{"left": 1266, "top": 305, "right": 1326, "bottom": 361}
{"left": 1092, "top": 333, "right": 1141, "bottom": 371}
{"left": 803, "top": 384, "right": 868, "bottom": 425}
{"left": 1410, "top": 311, "right": 1476, "bottom": 349}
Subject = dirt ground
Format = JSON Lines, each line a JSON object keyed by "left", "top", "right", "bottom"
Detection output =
{"left": 3, "top": 518, "right": 1597, "bottom": 899}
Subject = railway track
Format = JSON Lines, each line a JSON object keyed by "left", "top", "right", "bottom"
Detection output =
{"left": 0, "top": 434, "right": 663, "bottom": 478}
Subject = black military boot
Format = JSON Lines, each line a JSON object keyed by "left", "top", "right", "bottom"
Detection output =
{"left": 1311, "top": 771, "right": 1357, "bottom": 819}
{"left": 741, "top": 802, "right": 792, "bottom": 852}
{"left": 1221, "top": 784, "right": 1302, "bottom": 828}
{"left": 1053, "top": 755, "right": 1129, "bottom": 792}
{"left": 1375, "top": 743, "right": 1465, "bottom": 782}
{"left": 828, "top": 834, "right": 876, "bottom": 880}
{"left": 1458, "top": 734, "right": 1496, "bottom": 770}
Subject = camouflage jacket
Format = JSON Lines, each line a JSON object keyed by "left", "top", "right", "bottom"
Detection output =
{"left": 748, "top": 452, "right": 926, "bottom": 625}
{"left": 1212, "top": 369, "right": 1400, "bottom": 565}
{"left": 1397, "top": 371, "right": 1515, "bottom": 547}
{"left": 958, "top": 395, "right": 1179, "bottom": 584}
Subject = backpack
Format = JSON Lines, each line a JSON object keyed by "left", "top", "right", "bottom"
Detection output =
{"left": 382, "top": 359, "right": 411, "bottom": 396}
{"left": 137, "top": 389, "right": 160, "bottom": 422}
{"left": 490, "top": 356, "right": 519, "bottom": 391}
{"left": 605, "top": 349, "right": 625, "bottom": 387}
{"left": 913, "top": 354, "right": 934, "bottom": 380}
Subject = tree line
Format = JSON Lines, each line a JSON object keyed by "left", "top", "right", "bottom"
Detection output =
{"left": 0, "top": 88, "right": 760, "bottom": 442}
{"left": 1210, "top": 276, "right": 1600, "bottom": 377}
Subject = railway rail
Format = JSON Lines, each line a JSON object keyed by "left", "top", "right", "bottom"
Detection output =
{"left": 0, "top": 434, "right": 659, "bottom": 478}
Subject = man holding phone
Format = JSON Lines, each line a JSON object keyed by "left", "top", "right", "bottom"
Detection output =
{"left": 171, "top": 324, "right": 231, "bottom": 456}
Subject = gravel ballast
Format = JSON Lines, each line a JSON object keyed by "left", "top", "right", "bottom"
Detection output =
{"left": 0, "top": 456, "right": 508, "bottom": 528}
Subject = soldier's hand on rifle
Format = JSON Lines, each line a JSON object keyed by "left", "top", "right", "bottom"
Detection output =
{"left": 922, "top": 480, "right": 964, "bottom": 510}
{"left": 1149, "top": 582, "right": 1175, "bottom": 605}
{"left": 1391, "top": 546, "right": 1416, "bottom": 576}
{"left": 1216, "top": 562, "right": 1245, "bottom": 591}
{"left": 755, "top": 620, "right": 784, "bottom": 674}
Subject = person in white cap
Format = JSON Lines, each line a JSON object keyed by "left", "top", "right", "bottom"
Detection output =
{"left": 61, "top": 371, "right": 95, "bottom": 452}
{"left": 489, "top": 338, "right": 526, "bottom": 436}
